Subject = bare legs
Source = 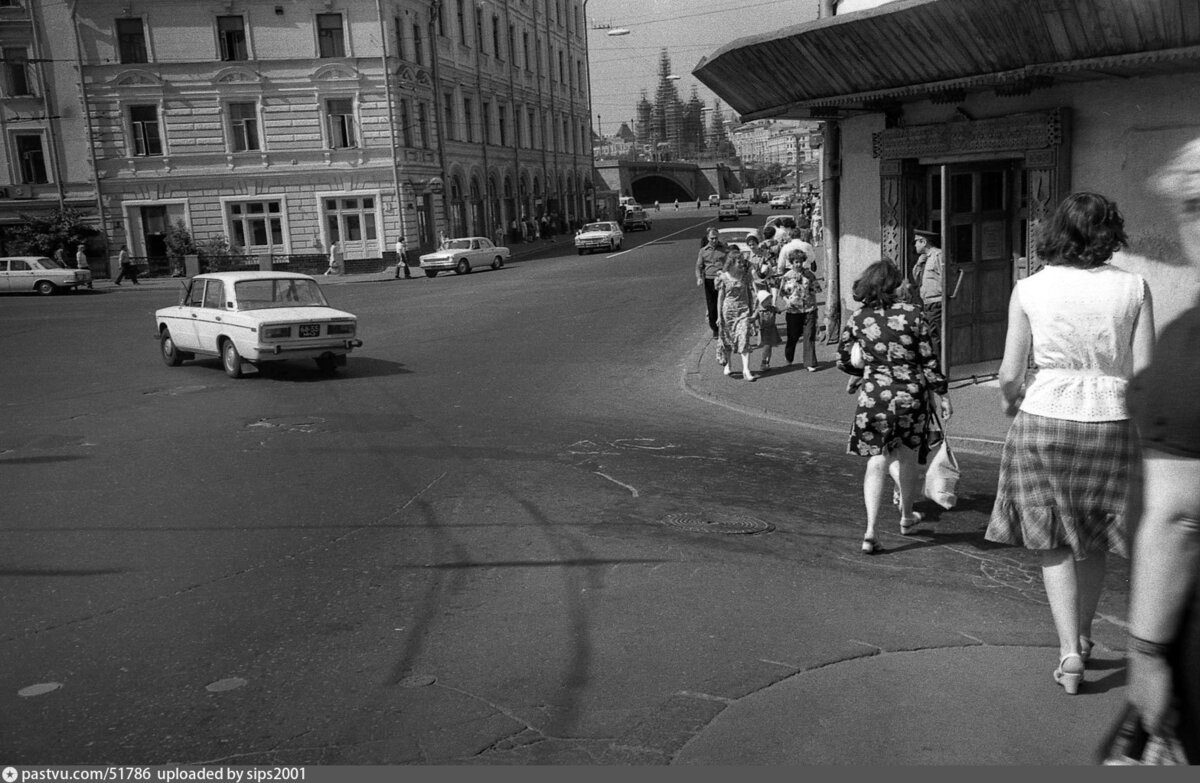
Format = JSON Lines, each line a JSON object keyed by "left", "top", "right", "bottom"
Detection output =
{"left": 1041, "top": 547, "right": 1106, "bottom": 693}
{"left": 862, "top": 445, "right": 918, "bottom": 547}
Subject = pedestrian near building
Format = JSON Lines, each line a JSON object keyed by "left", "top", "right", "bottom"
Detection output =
{"left": 986, "top": 192, "right": 1154, "bottom": 696}
{"left": 716, "top": 247, "right": 760, "bottom": 382}
{"left": 393, "top": 236, "right": 410, "bottom": 279}
{"left": 911, "top": 229, "right": 945, "bottom": 358}
{"left": 324, "top": 240, "right": 343, "bottom": 276}
{"left": 836, "top": 260, "right": 950, "bottom": 555}
{"left": 695, "top": 228, "right": 726, "bottom": 339}
{"left": 113, "top": 244, "right": 139, "bottom": 285}
{"left": 74, "top": 243, "right": 92, "bottom": 288}
{"left": 53, "top": 246, "right": 66, "bottom": 265}
{"left": 779, "top": 248, "right": 821, "bottom": 371}
{"left": 674, "top": 198, "right": 679, "bottom": 210}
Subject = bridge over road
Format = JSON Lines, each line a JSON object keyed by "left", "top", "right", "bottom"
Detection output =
{"left": 594, "top": 160, "right": 744, "bottom": 205}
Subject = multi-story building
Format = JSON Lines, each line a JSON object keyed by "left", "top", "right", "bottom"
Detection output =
{"left": 0, "top": 0, "right": 593, "bottom": 262}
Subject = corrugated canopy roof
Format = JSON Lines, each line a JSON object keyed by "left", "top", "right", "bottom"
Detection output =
{"left": 693, "top": 0, "right": 1200, "bottom": 120}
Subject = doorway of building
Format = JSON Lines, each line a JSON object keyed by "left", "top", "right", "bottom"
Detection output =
{"left": 925, "top": 163, "right": 1017, "bottom": 368}
{"left": 141, "top": 205, "right": 168, "bottom": 258}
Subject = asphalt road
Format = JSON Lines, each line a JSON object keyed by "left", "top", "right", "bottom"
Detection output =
{"left": 1, "top": 211, "right": 1130, "bottom": 765}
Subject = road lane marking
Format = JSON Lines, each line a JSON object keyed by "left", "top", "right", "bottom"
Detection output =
{"left": 594, "top": 471, "right": 639, "bottom": 497}
{"left": 603, "top": 218, "right": 718, "bottom": 259}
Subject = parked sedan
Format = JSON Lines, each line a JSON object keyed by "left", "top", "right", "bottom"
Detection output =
{"left": 574, "top": 221, "right": 624, "bottom": 254}
{"left": 0, "top": 256, "right": 92, "bottom": 295}
{"left": 769, "top": 195, "right": 792, "bottom": 209}
{"left": 716, "top": 228, "right": 762, "bottom": 255}
{"left": 155, "top": 271, "right": 361, "bottom": 378}
{"left": 717, "top": 200, "right": 739, "bottom": 221}
{"left": 419, "top": 237, "right": 509, "bottom": 277}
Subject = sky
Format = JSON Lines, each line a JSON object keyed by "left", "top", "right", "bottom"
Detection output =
{"left": 583, "top": 0, "right": 825, "bottom": 135}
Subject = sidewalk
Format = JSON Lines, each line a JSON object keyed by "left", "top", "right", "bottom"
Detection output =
{"left": 677, "top": 327, "right": 1136, "bottom": 765}
{"left": 682, "top": 326, "right": 1011, "bottom": 457}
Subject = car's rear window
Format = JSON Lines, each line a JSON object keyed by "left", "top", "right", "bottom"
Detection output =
{"left": 234, "top": 279, "right": 329, "bottom": 310}
{"left": 583, "top": 223, "right": 611, "bottom": 232}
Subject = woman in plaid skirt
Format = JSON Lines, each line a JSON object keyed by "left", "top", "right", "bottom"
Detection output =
{"left": 986, "top": 192, "right": 1155, "bottom": 695}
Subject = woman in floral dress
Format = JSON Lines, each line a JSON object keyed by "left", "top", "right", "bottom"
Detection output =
{"left": 717, "top": 247, "right": 761, "bottom": 381}
{"left": 837, "top": 260, "right": 951, "bottom": 554}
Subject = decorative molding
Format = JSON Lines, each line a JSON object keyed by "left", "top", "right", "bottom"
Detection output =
{"left": 312, "top": 63, "right": 359, "bottom": 83}
{"left": 212, "top": 67, "right": 262, "bottom": 86}
{"left": 873, "top": 109, "right": 1063, "bottom": 160}
{"left": 111, "top": 69, "right": 164, "bottom": 89}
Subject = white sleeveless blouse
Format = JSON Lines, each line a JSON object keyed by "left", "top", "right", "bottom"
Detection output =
{"left": 1018, "top": 264, "right": 1145, "bottom": 422}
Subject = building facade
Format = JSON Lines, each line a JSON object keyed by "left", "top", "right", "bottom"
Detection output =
{"left": 0, "top": 0, "right": 593, "bottom": 263}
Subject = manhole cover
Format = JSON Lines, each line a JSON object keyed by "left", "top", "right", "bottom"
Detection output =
{"left": 660, "top": 513, "right": 774, "bottom": 535}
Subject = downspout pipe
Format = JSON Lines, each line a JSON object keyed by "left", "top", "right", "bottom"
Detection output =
{"left": 428, "top": 1, "right": 451, "bottom": 237}
{"left": 376, "top": 0, "right": 408, "bottom": 261}
{"left": 67, "top": 1, "right": 108, "bottom": 246}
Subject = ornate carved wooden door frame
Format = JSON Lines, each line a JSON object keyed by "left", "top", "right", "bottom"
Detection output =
{"left": 874, "top": 108, "right": 1071, "bottom": 280}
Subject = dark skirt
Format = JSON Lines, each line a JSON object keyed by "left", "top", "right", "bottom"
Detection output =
{"left": 986, "top": 411, "right": 1137, "bottom": 559}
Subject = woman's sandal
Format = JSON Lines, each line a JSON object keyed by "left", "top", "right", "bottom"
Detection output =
{"left": 861, "top": 537, "right": 882, "bottom": 555}
{"left": 899, "top": 511, "right": 923, "bottom": 535}
{"left": 1054, "top": 653, "right": 1085, "bottom": 695}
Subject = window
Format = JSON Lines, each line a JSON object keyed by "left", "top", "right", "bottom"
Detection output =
{"left": 325, "top": 98, "right": 356, "bottom": 147}
{"left": 475, "top": 8, "right": 484, "bottom": 52}
{"left": 443, "top": 93, "right": 455, "bottom": 141}
{"left": 435, "top": 2, "right": 445, "bottom": 36}
{"left": 507, "top": 24, "right": 515, "bottom": 68}
{"left": 562, "top": 118, "right": 569, "bottom": 154}
{"left": 186, "top": 279, "right": 206, "bottom": 307}
{"left": 228, "top": 102, "right": 259, "bottom": 152}
{"left": 399, "top": 99, "right": 413, "bottom": 147}
{"left": 417, "top": 102, "right": 429, "bottom": 148}
{"left": 498, "top": 104, "right": 508, "bottom": 147}
{"left": 3, "top": 48, "right": 30, "bottom": 96}
{"left": 229, "top": 201, "right": 284, "bottom": 251}
{"left": 203, "top": 280, "right": 226, "bottom": 309}
{"left": 412, "top": 24, "right": 424, "bottom": 64}
{"left": 558, "top": 49, "right": 564, "bottom": 83}
{"left": 492, "top": 15, "right": 501, "bottom": 59}
{"left": 393, "top": 18, "right": 406, "bottom": 60}
{"left": 527, "top": 107, "right": 536, "bottom": 147}
{"left": 522, "top": 31, "right": 530, "bottom": 71}
{"left": 129, "top": 105, "right": 162, "bottom": 156}
{"left": 456, "top": 0, "right": 466, "bottom": 44}
{"left": 217, "top": 16, "right": 247, "bottom": 61}
{"left": 482, "top": 101, "right": 492, "bottom": 145}
{"left": 463, "top": 97, "right": 473, "bottom": 143}
{"left": 14, "top": 134, "right": 47, "bottom": 184}
{"left": 317, "top": 13, "right": 345, "bottom": 58}
{"left": 116, "top": 18, "right": 148, "bottom": 64}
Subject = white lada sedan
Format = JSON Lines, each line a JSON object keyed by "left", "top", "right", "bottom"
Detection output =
{"left": 154, "top": 271, "right": 361, "bottom": 378}
{"left": 573, "top": 221, "right": 623, "bottom": 255}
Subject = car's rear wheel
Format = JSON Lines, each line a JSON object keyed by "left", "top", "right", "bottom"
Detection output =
{"left": 577, "top": 249, "right": 584, "bottom": 255}
{"left": 609, "top": 240, "right": 617, "bottom": 251}
{"left": 491, "top": 255, "right": 504, "bottom": 270}
{"left": 35, "top": 280, "right": 55, "bottom": 296}
{"left": 455, "top": 258, "right": 471, "bottom": 275}
{"left": 221, "top": 339, "right": 244, "bottom": 379}
{"left": 160, "top": 328, "right": 183, "bottom": 367}
{"left": 424, "top": 269, "right": 438, "bottom": 278}
{"left": 315, "top": 355, "right": 338, "bottom": 376}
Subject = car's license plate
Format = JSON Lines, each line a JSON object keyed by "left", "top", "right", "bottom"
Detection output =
{"left": 299, "top": 324, "right": 320, "bottom": 338}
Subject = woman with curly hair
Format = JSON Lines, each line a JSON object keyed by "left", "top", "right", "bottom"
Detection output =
{"left": 837, "top": 260, "right": 950, "bottom": 555}
{"left": 986, "top": 192, "right": 1155, "bottom": 695}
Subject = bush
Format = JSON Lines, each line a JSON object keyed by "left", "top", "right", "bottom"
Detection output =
{"left": 6, "top": 207, "right": 101, "bottom": 258}
{"left": 163, "top": 221, "right": 197, "bottom": 259}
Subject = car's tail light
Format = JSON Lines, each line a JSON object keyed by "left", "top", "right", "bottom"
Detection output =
{"left": 263, "top": 325, "right": 291, "bottom": 339}
{"left": 327, "top": 322, "right": 355, "bottom": 336}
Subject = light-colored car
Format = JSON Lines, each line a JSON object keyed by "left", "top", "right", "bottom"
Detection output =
{"left": 574, "top": 221, "right": 624, "bottom": 254}
{"left": 419, "top": 237, "right": 509, "bottom": 277}
{"left": 707, "top": 194, "right": 721, "bottom": 205}
{"left": 154, "top": 271, "right": 361, "bottom": 378}
{"left": 0, "top": 255, "right": 92, "bottom": 295}
{"left": 734, "top": 196, "right": 753, "bottom": 215}
{"left": 769, "top": 194, "right": 792, "bottom": 209}
{"left": 716, "top": 228, "right": 762, "bottom": 255}
{"left": 717, "top": 200, "right": 739, "bottom": 221}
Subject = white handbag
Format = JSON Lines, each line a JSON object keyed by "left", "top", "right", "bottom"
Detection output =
{"left": 923, "top": 407, "right": 959, "bottom": 510}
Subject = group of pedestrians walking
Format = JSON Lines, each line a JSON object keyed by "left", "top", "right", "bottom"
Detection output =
{"left": 695, "top": 219, "right": 822, "bottom": 383}
{"left": 829, "top": 185, "right": 1199, "bottom": 758}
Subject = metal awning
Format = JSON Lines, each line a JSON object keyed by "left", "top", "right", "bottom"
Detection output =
{"left": 693, "top": 0, "right": 1200, "bottom": 120}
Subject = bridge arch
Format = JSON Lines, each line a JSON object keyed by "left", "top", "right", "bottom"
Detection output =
{"left": 628, "top": 173, "right": 694, "bottom": 205}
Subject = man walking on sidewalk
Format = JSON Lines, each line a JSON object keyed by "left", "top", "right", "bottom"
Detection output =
{"left": 394, "top": 236, "right": 411, "bottom": 279}
{"left": 696, "top": 228, "right": 726, "bottom": 339}
{"left": 113, "top": 245, "right": 139, "bottom": 285}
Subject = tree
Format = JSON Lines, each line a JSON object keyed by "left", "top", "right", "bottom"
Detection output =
{"left": 6, "top": 207, "right": 100, "bottom": 258}
{"left": 163, "top": 220, "right": 197, "bottom": 259}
